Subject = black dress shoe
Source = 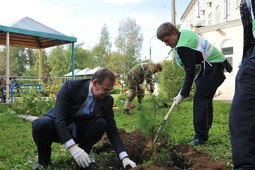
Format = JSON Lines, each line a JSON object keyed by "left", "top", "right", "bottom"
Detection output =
{"left": 89, "top": 156, "right": 97, "bottom": 166}
{"left": 31, "top": 163, "right": 40, "bottom": 170}
{"left": 123, "top": 109, "right": 132, "bottom": 115}
{"left": 188, "top": 138, "right": 206, "bottom": 146}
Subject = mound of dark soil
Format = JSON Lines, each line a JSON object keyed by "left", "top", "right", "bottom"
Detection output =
{"left": 90, "top": 128, "right": 230, "bottom": 170}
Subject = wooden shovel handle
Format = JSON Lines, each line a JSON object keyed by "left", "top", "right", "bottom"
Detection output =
{"left": 164, "top": 101, "right": 176, "bottom": 121}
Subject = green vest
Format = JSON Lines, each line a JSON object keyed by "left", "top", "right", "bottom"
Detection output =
{"left": 174, "top": 29, "right": 225, "bottom": 79}
{"left": 246, "top": 0, "right": 255, "bottom": 38}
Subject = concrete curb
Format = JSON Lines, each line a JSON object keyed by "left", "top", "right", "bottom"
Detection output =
{"left": 18, "top": 115, "right": 39, "bottom": 122}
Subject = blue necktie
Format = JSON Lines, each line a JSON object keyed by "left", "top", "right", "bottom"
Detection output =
{"left": 82, "top": 95, "right": 95, "bottom": 114}
{"left": 72, "top": 95, "right": 95, "bottom": 138}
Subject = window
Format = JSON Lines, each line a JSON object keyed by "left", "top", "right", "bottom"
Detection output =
{"left": 222, "top": 47, "right": 233, "bottom": 55}
{"left": 200, "top": 0, "right": 206, "bottom": 15}
{"left": 215, "top": 5, "right": 220, "bottom": 24}
{"left": 224, "top": 0, "right": 229, "bottom": 22}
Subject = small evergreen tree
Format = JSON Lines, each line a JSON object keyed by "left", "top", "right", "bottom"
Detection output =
{"left": 157, "top": 59, "right": 194, "bottom": 102}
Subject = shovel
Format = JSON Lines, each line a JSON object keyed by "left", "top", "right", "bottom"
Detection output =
{"left": 153, "top": 101, "right": 176, "bottom": 143}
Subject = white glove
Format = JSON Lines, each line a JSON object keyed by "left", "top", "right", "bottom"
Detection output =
{"left": 174, "top": 93, "right": 185, "bottom": 106}
{"left": 122, "top": 157, "right": 137, "bottom": 169}
{"left": 69, "top": 145, "right": 91, "bottom": 168}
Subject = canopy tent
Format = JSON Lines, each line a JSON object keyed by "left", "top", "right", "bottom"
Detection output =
{"left": 64, "top": 69, "right": 81, "bottom": 77}
{"left": 75, "top": 67, "right": 91, "bottom": 76}
{"left": 0, "top": 17, "right": 77, "bottom": 103}
{"left": 84, "top": 66, "right": 103, "bottom": 76}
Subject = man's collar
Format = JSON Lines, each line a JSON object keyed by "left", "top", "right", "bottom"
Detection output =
{"left": 88, "top": 82, "right": 93, "bottom": 97}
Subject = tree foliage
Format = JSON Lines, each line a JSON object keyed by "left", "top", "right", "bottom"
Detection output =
{"left": 106, "top": 51, "right": 126, "bottom": 75}
{"left": 91, "top": 24, "right": 112, "bottom": 67}
{"left": 0, "top": 47, "right": 6, "bottom": 75}
{"left": 48, "top": 45, "right": 70, "bottom": 77}
{"left": 9, "top": 47, "right": 27, "bottom": 76}
{"left": 0, "top": 47, "right": 50, "bottom": 77}
{"left": 158, "top": 59, "right": 184, "bottom": 101}
{"left": 75, "top": 43, "right": 97, "bottom": 70}
{"left": 26, "top": 49, "right": 50, "bottom": 77}
{"left": 48, "top": 43, "right": 100, "bottom": 77}
{"left": 115, "top": 17, "right": 143, "bottom": 71}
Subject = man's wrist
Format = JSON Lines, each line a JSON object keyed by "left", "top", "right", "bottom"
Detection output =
{"left": 119, "top": 151, "right": 128, "bottom": 160}
{"left": 64, "top": 139, "right": 76, "bottom": 149}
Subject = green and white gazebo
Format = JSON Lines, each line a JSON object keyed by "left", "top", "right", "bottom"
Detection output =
{"left": 0, "top": 17, "right": 77, "bottom": 103}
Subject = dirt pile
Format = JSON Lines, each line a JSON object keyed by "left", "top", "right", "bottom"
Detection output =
{"left": 90, "top": 128, "right": 230, "bottom": 170}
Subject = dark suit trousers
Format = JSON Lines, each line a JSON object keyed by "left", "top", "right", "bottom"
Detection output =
{"left": 230, "top": 45, "right": 255, "bottom": 168}
{"left": 32, "top": 116, "right": 107, "bottom": 166}
{"left": 193, "top": 62, "right": 225, "bottom": 141}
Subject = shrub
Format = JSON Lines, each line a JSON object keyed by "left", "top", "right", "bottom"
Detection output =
{"left": 158, "top": 59, "right": 194, "bottom": 102}
{"left": 111, "top": 85, "right": 122, "bottom": 94}
{"left": 11, "top": 82, "right": 62, "bottom": 116}
{"left": 11, "top": 92, "right": 55, "bottom": 117}
{"left": 42, "top": 82, "right": 62, "bottom": 97}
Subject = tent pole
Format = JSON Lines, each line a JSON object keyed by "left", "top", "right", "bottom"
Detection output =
{"left": 72, "top": 43, "right": 75, "bottom": 80}
{"left": 6, "top": 32, "right": 10, "bottom": 103}
{"left": 39, "top": 48, "right": 42, "bottom": 84}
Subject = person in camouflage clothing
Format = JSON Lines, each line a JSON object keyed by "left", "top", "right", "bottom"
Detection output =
{"left": 123, "top": 63, "right": 163, "bottom": 115}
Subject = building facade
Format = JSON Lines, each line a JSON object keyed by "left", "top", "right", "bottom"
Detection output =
{"left": 181, "top": 0, "right": 242, "bottom": 101}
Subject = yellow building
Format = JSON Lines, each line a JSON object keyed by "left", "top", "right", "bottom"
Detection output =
{"left": 181, "top": 0, "right": 242, "bottom": 101}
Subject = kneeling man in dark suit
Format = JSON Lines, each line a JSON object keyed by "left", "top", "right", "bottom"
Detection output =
{"left": 32, "top": 68, "right": 137, "bottom": 169}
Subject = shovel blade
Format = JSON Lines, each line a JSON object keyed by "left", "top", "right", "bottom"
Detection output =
{"left": 153, "top": 120, "right": 166, "bottom": 143}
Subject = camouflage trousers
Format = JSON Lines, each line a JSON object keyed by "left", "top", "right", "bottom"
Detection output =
{"left": 124, "top": 73, "right": 145, "bottom": 110}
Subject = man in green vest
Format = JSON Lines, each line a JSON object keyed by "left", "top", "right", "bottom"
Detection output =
{"left": 123, "top": 63, "right": 163, "bottom": 115}
{"left": 156, "top": 22, "right": 232, "bottom": 145}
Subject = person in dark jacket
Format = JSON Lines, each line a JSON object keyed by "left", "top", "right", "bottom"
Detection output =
{"left": 229, "top": 0, "right": 255, "bottom": 168}
{"left": 157, "top": 22, "right": 232, "bottom": 146}
{"left": 32, "top": 68, "right": 137, "bottom": 169}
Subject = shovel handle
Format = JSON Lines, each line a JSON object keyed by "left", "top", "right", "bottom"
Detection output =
{"left": 153, "top": 101, "right": 176, "bottom": 143}
{"left": 164, "top": 101, "right": 176, "bottom": 121}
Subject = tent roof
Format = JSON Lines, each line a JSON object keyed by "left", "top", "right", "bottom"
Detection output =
{"left": 64, "top": 69, "right": 81, "bottom": 77}
{"left": 0, "top": 17, "right": 77, "bottom": 49}
{"left": 75, "top": 67, "right": 91, "bottom": 76}
{"left": 84, "top": 66, "right": 103, "bottom": 75}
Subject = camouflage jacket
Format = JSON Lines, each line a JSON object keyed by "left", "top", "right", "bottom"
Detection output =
{"left": 128, "top": 63, "right": 156, "bottom": 84}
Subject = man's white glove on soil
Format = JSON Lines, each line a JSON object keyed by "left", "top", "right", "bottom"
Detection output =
{"left": 174, "top": 93, "right": 185, "bottom": 106}
{"left": 69, "top": 145, "right": 91, "bottom": 168}
{"left": 122, "top": 157, "right": 137, "bottom": 169}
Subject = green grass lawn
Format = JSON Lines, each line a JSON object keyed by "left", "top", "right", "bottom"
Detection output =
{"left": 0, "top": 94, "right": 233, "bottom": 169}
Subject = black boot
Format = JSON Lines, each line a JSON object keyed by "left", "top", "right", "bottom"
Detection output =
{"left": 123, "top": 109, "right": 132, "bottom": 115}
{"left": 31, "top": 163, "right": 41, "bottom": 170}
{"left": 188, "top": 138, "right": 206, "bottom": 146}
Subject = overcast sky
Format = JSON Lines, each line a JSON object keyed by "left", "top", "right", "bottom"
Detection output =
{"left": 0, "top": 0, "right": 191, "bottom": 63}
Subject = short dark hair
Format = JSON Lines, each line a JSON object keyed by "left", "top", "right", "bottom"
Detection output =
{"left": 92, "top": 68, "right": 116, "bottom": 84}
{"left": 155, "top": 63, "right": 163, "bottom": 72}
{"left": 156, "top": 22, "right": 180, "bottom": 40}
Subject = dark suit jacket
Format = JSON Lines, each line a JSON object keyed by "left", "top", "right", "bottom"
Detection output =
{"left": 46, "top": 79, "right": 125, "bottom": 155}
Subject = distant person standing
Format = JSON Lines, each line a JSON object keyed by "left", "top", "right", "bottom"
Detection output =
{"left": 229, "top": 0, "right": 255, "bottom": 168}
{"left": 123, "top": 63, "right": 163, "bottom": 115}
{"left": 156, "top": 22, "right": 232, "bottom": 145}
